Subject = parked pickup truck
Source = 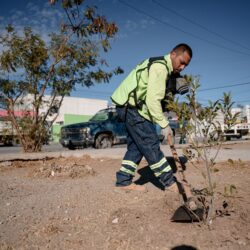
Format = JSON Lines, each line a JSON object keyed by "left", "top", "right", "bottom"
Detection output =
{"left": 223, "top": 123, "right": 249, "bottom": 140}
{"left": 60, "top": 107, "right": 180, "bottom": 150}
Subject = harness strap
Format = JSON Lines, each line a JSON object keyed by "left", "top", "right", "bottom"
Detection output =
{"left": 132, "top": 56, "right": 169, "bottom": 110}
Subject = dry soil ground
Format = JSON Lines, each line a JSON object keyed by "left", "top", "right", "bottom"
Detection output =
{"left": 0, "top": 142, "right": 250, "bottom": 250}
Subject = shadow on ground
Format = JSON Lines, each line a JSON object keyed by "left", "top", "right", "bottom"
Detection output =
{"left": 134, "top": 156, "right": 187, "bottom": 190}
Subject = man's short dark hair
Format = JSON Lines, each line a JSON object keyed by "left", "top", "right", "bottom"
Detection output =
{"left": 172, "top": 43, "right": 193, "bottom": 58}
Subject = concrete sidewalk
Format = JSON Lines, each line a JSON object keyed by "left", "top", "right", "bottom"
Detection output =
{"left": 1, "top": 140, "right": 250, "bottom": 162}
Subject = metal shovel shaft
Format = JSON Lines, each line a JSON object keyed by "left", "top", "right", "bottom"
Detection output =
{"left": 167, "top": 134, "right": 205, "bottom": 222}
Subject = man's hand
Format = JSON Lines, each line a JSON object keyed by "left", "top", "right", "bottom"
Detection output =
{"left": 161, "top": 125, "right": 173, "bottom": 139}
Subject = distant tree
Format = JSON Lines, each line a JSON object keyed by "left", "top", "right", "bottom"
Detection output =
{"left": 219, "top": 92, "right": 241, "bottom": 129}
{"left": 0, "top": 0, "right": 123, "bottom": 152}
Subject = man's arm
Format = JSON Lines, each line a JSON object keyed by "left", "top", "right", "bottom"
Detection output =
{"left": 145, "top": 63, "right": 169, "bottom": 128}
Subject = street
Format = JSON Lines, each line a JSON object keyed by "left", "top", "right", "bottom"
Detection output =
{"left": 0, "top": 135, "right": 249, "bottom": 156}
{"left": 0, "top": 142, "right": 65, "bottom": 155}
{"left": 0, "top": 136, "right": 250, "bottom": 163}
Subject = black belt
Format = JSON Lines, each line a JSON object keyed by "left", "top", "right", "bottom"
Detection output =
{"left": 116, "top": 103, "right": 138, "bottom": 110}
{"left": 127, "top": 103, "right": 137, "bottom": 109}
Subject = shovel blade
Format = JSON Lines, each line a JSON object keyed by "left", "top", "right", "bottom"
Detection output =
{"left": 171, "top": 205, "right": 204, "bottom": 223}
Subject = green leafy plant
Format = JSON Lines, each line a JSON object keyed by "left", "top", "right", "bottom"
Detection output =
{"left": 227, "top": 158, "right": 245, "bottom": 168}
{"left": 224, "top": 184, "right": 237, "bottom": 197}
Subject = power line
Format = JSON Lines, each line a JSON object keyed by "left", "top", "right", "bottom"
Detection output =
{"left": 199, "top": 81, "right": 250, "bottom": 92}
{"left": 152, "top": 0, "right": 250, "bottom": 52}
{"left": 117, "top": 0, "right": 250, "bottom": 56}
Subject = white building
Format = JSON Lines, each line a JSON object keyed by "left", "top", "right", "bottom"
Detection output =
{"left": 21, "top": 94, "right": 108, "bottom": 141}
{"left": 51, "top": 96, "right": 108, "bottom": 141}
{"left": 243, "top": 105, "right": 250, "bottom": 123}
{"left": 53, "top": 96, "right": 108, "bottom": 125}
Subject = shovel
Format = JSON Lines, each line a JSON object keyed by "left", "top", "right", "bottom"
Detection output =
{"left": 167, "top": 134, "right": 204, "bottom": 222}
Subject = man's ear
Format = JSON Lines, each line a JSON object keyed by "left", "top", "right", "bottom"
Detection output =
{"left": 170, "top": 51, "right": 176, "bottom": 57}
{"left": 170, "top": 51, "right": 177, "bottom": 62}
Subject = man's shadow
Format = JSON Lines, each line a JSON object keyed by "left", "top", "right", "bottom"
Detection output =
{"left": 134, "top": 156, "right": 187, "bottom": 190}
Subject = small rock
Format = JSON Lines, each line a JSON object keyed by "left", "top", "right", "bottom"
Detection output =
{"left": 238, "top": 240, "right": 246, "bottom": 246}
{"left": 247, "top": 232, "right": 250, "bottom": 240}
{"left": 85, "top": 165, "right": 92, "bottom": 171}
{"left": 63, "top": 217, "right": 71, "bottom": 221}
{"left": 112, "top": 218, "right": 119, "bottom": 224}
{"left": 51, "top": 170, "right": 55, "bottom": 176}
{"left": 0, "top": 161, "right": 12, "bottom": 167}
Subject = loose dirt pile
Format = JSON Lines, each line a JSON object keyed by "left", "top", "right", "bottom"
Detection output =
{"left": 28, "top": 156, "right": 96, "bottom": 179}
{"left": 0, "top": 148, "right": 250, "bottom": 249}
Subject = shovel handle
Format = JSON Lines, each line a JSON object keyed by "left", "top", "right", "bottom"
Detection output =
{"left": 167, "top": 134, "right": 193, "bottom": 200}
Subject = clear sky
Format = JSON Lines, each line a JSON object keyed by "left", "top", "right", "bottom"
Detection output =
{"left": 1, "top": 0, "right": 250, "bottom": 107}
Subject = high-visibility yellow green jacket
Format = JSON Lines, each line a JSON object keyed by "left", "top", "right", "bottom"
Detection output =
{"left": 111, "top": 54, "right": 173, "bottom": 128}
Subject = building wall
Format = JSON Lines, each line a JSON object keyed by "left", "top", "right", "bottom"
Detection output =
{"left": 64, "top": 114, "right": 93, "bottom": 125}
{"left": 56, "top": 96, "right": 108, "bottom": 125}
{"left": 20, "top": 95, "right": 108, "bottom": 142}
{"left": 243, "top": 105, "right": 250, "bottom": 123}
{"left": 51, "top": 96, "right": 108, "bottom": 124}
{"left": 52, "top": 124, "right": 62, "bottom": 142}
{"left": 51, "top": 97, "right": 108, "bottom": 141}
{"left": 231, "top": 108, "right": 243, "bottom": 123}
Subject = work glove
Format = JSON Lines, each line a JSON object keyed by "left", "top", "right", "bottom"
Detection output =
{"left": 161, "top": 125, "right": 173, "bottom": 142}
{"left": 176, "top": 76, "right": 189, "bottom": 95}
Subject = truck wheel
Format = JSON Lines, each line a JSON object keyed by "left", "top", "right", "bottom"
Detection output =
{"left": 95, "top": 134, "right": 112, "bottom": 149}
{"left": 68, "top": 142, "right": 75, "bottom": 150}
{"left": 4, "top": 138, "right": 14, "bottom": 146}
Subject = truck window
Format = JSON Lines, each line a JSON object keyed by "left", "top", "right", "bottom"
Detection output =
{"left": 90, "top": 110, "right": 109, "bottom": 122}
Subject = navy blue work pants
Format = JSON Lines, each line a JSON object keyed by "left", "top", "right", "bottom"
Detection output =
{"left": 115, "top": 106, "right": 175, "bottom": 188}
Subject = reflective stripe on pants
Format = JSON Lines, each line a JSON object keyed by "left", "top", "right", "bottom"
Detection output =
{"left": 116, "top": 107, "right": 175, "bottom": 187}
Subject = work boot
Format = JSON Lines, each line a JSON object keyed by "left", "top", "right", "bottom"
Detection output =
{"left": 115, "top": 183, "right": 147, "bottom": 192}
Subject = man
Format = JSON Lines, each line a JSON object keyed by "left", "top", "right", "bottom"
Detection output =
{"left": 111, "top": 43, "right": 192, "bottom": 191}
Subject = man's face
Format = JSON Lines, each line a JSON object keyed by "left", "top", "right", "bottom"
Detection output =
{"left": 170, "top": 51, "right": 191, "bottom": 73}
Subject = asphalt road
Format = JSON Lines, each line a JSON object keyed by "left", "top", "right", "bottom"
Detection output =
{"left": 0, "top": 142, "right": 64, "bottom": 155}
{"left": 0, "top": 142, "right": 128, "bottom": 156}
{"left": 0, "top": 136, "right": 250, "bottom": 163}
{"left": 0, "top": 135, "right": 247, "bottom": 156}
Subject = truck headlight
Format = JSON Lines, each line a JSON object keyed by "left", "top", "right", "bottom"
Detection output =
{"left": 81, "top": 127, "right": 90, "bottom": 134}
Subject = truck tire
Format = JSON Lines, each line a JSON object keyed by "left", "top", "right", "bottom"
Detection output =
{"left": 3, "top": 137, "right": 14, "bottom": 146}
{"left": 67, "top": 142, "right": 75, "bottom": 150}
{"left": 236, "top": 133, "right": 242, "bottom": 139}
{"left": 95, "top": 134, "right": 112, "bottom": 149}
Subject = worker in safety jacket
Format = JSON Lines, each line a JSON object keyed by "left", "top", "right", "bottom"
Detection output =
{"left": 111, "top": 43, "right": 192, "bottom": 191}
